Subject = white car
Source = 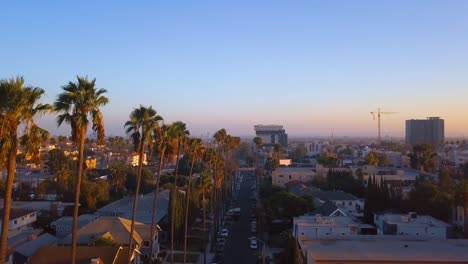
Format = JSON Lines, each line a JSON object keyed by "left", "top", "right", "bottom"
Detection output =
{"left": 220, "top": 228, "right": 229, "bottom": 238}
{"left": 250, "top": 238, "right": 258, "bottom": 249}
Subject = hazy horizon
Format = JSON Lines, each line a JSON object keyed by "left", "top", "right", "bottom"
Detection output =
{"left": 2, "top": 1, "right": 468, "bottom": 138}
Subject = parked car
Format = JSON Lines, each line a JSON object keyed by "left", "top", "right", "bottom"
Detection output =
{"left": 220, "top": 228, "right": 229, "bottom": 238}
{"left": 250, "top": 238, "right": 258, "bottom": 249}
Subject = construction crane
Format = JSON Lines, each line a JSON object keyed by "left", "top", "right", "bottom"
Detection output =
{"left": 370, "top": 108, "right": 398, "bottom": 146}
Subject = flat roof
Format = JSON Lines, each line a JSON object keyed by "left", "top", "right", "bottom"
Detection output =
{"left": 304, "top": 238, "right": 468, "bottom": 262}
{"left": 295, "top": 216, "right": 358, "bottom": 227}
{"left": 379, "top": 214, "right": 450, "bottom": 228}
{"left": 276, "top": 167, "right": 316, "bottom": 174}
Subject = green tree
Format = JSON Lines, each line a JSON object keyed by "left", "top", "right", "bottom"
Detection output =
{"left": 54, "top": 76, "right": 108, "bottom": 264}
{"left": 0, "top": 77, "right": 51, "bottom": 262}
{"left": 124, "top": 105, "right": 162, "bottom": 261}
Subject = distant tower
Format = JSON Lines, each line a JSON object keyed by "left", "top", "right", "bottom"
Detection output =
{"left": 254, "top": 125, "right": 288, "bottom": 147}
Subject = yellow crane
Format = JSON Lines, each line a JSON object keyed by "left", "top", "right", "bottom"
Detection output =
{"left": 370, "top": 108, "right": 397, "bottom": 146}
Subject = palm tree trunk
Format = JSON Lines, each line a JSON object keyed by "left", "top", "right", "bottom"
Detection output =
{"left": 128, "top": 141, "right": 145, "bottom": 264}
{"left": 0, "top": 125, "right": 18, "bottom": 264}
{"left": 203, "top": 189, "right": 206, "bottom": 233}
{"left": 183, "top": 155, "right": 196, "bottom": 263}
{"left": 150, "top": 148, "right": 165, "bottom": 258}
{"left": 71, "top": 127, "right": 86, "bottom": 264}
{"left": 171, "top": 140, "right": 181, "bottom": 263}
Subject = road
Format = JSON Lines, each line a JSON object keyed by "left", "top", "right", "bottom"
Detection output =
{"left": 223, "top": 171, "right": 258, "bottom": 264}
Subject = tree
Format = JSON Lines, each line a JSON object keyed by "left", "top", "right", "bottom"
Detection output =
{"left": 0, "top": 77, "right": 51, "bottom": 262}
{"left": 184, "top": 138, "right": 204, "bottom": 263}
{"left": 410, "top": 144, "right": 437, "bottom": 172}
{"left": 198, "top": 168, "right": 212, "bottom": 232}
{"left": 54, "top": 76, "right": 108, "bottom": 264}
{"left": 167, "top": 121, "right": 189, "bottom": 263}
{"left": 150, "top": 124, "right": 171, "bottom": 256}
{"left": 109, "top": 161, "right": 127, "bottom": 199}
{"left": 124, "top": 105, "right": 162, "bottom": 262}
{"left": 365, "top": 152, "right": 379, "bottom": 166}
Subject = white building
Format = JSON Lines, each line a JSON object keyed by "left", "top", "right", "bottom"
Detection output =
{"left": 0, "top": 209, "right": 37, "bottom": 238}
{"left": 293, "top": 215, "right": 359, "bottom": 240}
{"left": 272, "top": 167, "right": 317, "bottom": 187}
{"left": 374, "top": 212, "right": 451, "bottom": 239}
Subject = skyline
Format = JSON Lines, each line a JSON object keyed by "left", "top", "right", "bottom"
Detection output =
{"left": 2, "top": 1, "right": 468, "bottom": 137}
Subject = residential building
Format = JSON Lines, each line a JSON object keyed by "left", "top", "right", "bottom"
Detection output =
{"left": 97, "top": 189, "right": 169, "bottom": 225}
{"left": 30, "top": 246, "right": 130, "bottom": 264}
{"left": 254, "top": 124, "right": 288, "bottom": 147}
{"left": 272, "top": 167, "right": 316, "bottom": 187}
{"left": 293, "top": 215, "right": 360, "bottom": 240}
{"left": 60, "top": 216, "right": 159, "bottom": 260}
{"left": 302, "top": 237, "right": 468, "bottom": 264}
{"left": 0, "top": 209, "right": 37, "bottom": 238}
{"left": 406, "top": 117, "right": 444, "bottom": 148}
{"left": 312, "top": 191, "right": 362, "bottom": 216}
{"left": 315, "top": 164, "right": 352, "bottom": 177}
{"left": 13, "top": 233, "right": 57, "bottom": 264}
{"left": 50, "top": 214, "right": 99, "bottom": 239}
{"left": 374, "top": 212, "right": 452, "bottom": 239}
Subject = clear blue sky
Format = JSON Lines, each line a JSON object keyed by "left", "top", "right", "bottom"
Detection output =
{"left": 2, "top": 1, "right": 468, "bottom": 138}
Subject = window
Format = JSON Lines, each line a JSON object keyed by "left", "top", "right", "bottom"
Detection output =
{"left": 349, "top": 201, "right": 352, "bottom": 206}
{"left": 144, "top": 241, "right": 150, "bottom": 247}
{"left": 14, "top": 220, "right": 17, "bottom": 224}
{"left": 289, "top": 175, "right": 292, "bottom": 180}
{"left": 342, "top": 201, "right": 345, "bottom": 206}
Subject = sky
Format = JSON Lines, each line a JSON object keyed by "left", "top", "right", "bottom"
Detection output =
{"left": 1, "top": 1, "right": 468, "bottom": 138}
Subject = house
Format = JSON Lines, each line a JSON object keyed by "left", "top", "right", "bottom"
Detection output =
{"left": 30, "top": 246, "right": 130, "bottom": 264}
{"left": 272, "top": 167, "right": 317, "bottom": 187}
{"left": 0, "top": 200, "right": 74, "bottom": 217}
{"left": 312, "top": 191, "right": 362, "bottom": 216}
{"left": 97, "top": 189, "right": 170, "bottom": 225}
{"left": 13, "top": 233, "right": 57, "bottom": 264}
{"left": 374, "top": 212, "right": 453, "bottom": 239}
{"left": 59, "top": 216, "right": 160, "bottom": 261}
{"left": 293, "top": 215, "right": 360, "bottom": 240}
{"left": 0, "top": 209, "right": 37, "bottom": 238}
{"left": 4, "top": 229, "right": 43, "bottom": 264}
{"left": 50, "top": 214, "right": 99, "bottom": 239}
{"left": 310, "top": 200, "right": 348, "bottom": 217}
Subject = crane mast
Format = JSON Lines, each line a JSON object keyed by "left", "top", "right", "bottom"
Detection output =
{"left": 370, "top": 108, "right": 397, "bottom": 146}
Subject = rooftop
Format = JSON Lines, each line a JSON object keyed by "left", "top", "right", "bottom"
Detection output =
{"left": 14, "top": 233, "right": 57, "bottom": 257}
{"left": 275, "top": 167, "right": 317, "bottom": 175}
{"left": 294, "top": 216, "right": 358, "bottom": 228}
{"left": 30, "top": 246, "right": 129, "bottom": 264}
{"left": 97, "top": 189, "right": 169, "bottom": 224}
{"left": 0, "top": 208, "right": 36, "bottom": 220}
{"left": 303, "top": 238, "right": 468, "bottom": 262}
{"left": 378, "top": 213, "right": 450, "bottom": 228}
{"left": 60, "top": 216, "right": 153, "bottom": 246}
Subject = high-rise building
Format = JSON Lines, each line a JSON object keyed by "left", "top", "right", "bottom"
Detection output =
{"left": 405, "top": 117, "right": 444, "bottom": 147}
{"left": 254, "top": 124, "right": 288, "bottom": 147}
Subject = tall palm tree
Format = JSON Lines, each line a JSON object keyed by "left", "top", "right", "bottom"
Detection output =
{"left": 54, "top": 76, "right": 108, "bottom": 264}
{"left": 109, "top": 161, "right": 127, "bottom": 200}
{"left": 198, "top": 168, "right": 213, "bottom": 233}
{"left": 184, "top": 138, "right": 204, "bottom": 263}
{"left": 124, "top": 105, "right": 162, "bottom": 262}
{"left": 168, "top": 121, "right": 189, "bottom": 263}
{"left": 149, "top": 124, "right": 171, "bottom": 257}
{"left": 0, "top": 77, "right": 51, "bottom": 263}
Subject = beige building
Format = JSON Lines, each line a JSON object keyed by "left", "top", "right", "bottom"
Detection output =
{"left": 272, "top": 167, "right": 316, "bottom": 187}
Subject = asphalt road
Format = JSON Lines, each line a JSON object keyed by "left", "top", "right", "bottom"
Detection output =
{"left": 223, "top": 171, "right": 258, "bottom": 264}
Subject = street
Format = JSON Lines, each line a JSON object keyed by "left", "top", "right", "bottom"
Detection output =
{"left": 223, "top": 171, "right": 258, "bottom": 264}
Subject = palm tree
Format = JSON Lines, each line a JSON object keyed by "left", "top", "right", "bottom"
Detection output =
{"left": 124, "top": 105, "right": 162, "bottom": 262}
{"left": 149, "top": 124, "right": 171, "bottom": 257}
{"left": 0, "top": 77, "right": 51, "bottom": 263}
{"left": 253, "top": 136, "right": 263, "bottom": 186}
{"left": 54, "top": 76, "right": 108, "bottom": 264}
{"left": 184, "top": 138, "right": 204, "bottom": 263}
{"left": 167, "top": 121, "right": 189, "bottom": 263}
{"left": 198, "top": 168, "right": 213, "bottom": 233}
{"left": 109, "top": 161, "right": 127, "bottom": 199}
